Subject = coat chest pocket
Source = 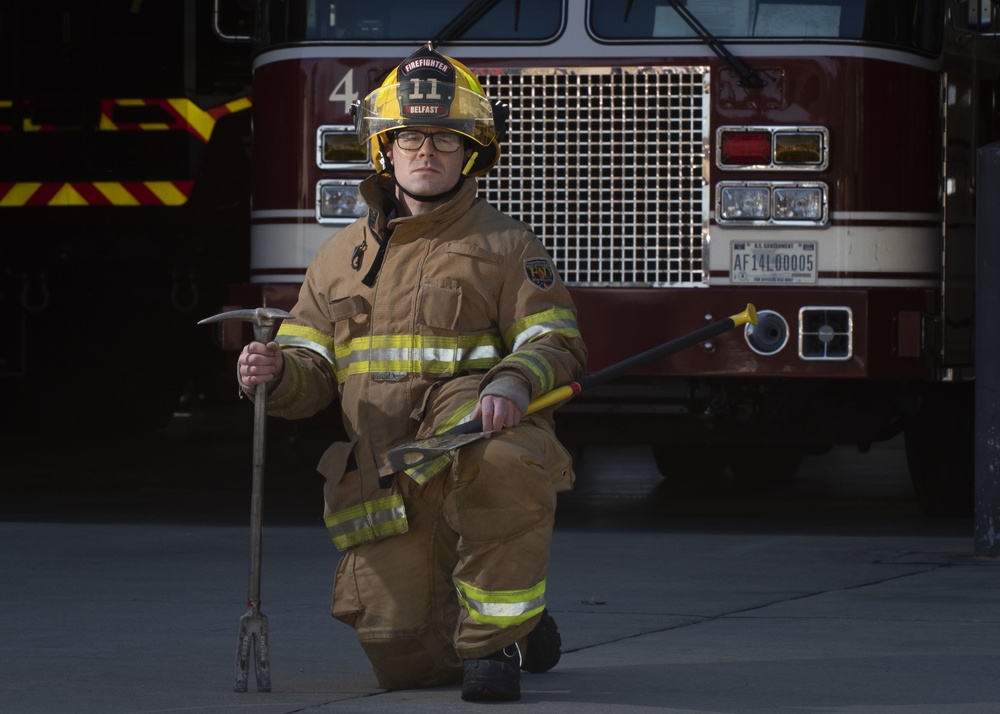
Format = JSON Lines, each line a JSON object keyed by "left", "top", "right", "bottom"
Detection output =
{"left": 326, "top": 294, "right": 370, "bottom": 345}
{"left": 417, "top": 281, "right": 462, "bottom": 331}
{"left": 416, "top": 244, "right": 502, "bottom": 332}
{"left": 416, "top": 282, "right": 462, "bottom": 377}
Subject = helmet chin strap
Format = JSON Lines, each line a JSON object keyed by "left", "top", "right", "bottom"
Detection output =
{"left": 395, "top": 175, "right": 466, "bottom": 203}
{"left": 379, "top": 141, "right": 480, "bottom": 204}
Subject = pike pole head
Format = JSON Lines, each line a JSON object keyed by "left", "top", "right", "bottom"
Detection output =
{"left": 198, "top": 307, "right": 295, "bottom": 344}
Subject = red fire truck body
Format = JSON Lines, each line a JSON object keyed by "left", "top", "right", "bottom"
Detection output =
{"left": 0, "top": 0, "right": 254, "bottom": 430}
{"left": 231, "top": 0, "right": 999, "bottom": 514}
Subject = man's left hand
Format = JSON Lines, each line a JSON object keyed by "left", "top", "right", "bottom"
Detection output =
{"left": 472, "top": 395, "right": 523, "bottom": 436}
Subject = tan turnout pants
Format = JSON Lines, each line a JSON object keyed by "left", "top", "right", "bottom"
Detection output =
{"left": 330, "top": 421, "right": 574, "bottom": 690}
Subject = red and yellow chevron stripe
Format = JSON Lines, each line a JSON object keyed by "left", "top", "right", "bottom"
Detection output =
{"left": 0, "top": 96, "right": 251, "bottom": 207}
{"left": 0, "top": 180, "right": 194, "bottom": 207}
{"left": 0, "top": 96, "right": 252, "bottom": 142}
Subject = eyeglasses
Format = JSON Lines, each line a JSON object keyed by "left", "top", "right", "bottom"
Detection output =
{"left": 393, "top": 130, "right": 464, "bottom": 153}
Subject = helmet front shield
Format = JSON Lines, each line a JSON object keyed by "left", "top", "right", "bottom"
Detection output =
{"left": 356, "top": 82, "right": 499, "bottom": 148}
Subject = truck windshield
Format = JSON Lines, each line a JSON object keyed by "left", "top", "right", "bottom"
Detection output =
{"left": 258, "top": 0, "right": 562, "bottom": 45}
{"left": 591, "top": 0, "right": 943, "bottom": 54}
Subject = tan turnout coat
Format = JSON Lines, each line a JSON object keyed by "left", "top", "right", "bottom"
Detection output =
{"left": 265, "top": 174, "right": 587, "bottom": 547}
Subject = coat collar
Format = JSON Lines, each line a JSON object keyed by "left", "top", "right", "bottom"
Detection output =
{"left": 360, "top": 172, "right": 478, "bottom": 241}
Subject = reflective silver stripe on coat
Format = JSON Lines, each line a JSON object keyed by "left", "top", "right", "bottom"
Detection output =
{"left": 508, "top": 312, "right": 581, "bottom": 352}
{"left": 277, "top": 333, "right": 337, "bottom": 366}
{"left": 324, "top": 494, "right": 408, "bottom": 550}
{"left": 334, "top": 344, "right": 504, "bottom": 375}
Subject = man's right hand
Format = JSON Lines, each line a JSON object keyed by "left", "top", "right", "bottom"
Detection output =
{"left": 239, "top": 341, "right": 284, "bottom": 388}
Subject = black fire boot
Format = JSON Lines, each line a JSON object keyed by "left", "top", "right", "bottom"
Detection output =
{"left": 461, "top": 643, "right": 521, "bottom": 702}
{"left": 521, "top": 609, "right": 562, "bottom": 674}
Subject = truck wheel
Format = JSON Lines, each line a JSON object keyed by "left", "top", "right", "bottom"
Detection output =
{"left": 904, "top": 383, "right": 973, "bottom": 517}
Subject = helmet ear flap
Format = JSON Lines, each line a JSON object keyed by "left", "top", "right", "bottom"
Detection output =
{"left": 491, "top": 100, "right": 510, "bottom": 143}
{"left": 350, "top": 99, "right": 361, "bottom": 130}
{"left": 375, "top": 134, "right": 392, "bottom": 173}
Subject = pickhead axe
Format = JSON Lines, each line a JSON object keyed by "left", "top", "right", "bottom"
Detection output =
{"left": 198, "top": 307, "right": 294, "bottom": 693}
{"left": 386, "top": 304, "right": 758, "bottom": 471}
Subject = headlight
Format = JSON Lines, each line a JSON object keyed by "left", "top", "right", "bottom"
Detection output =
{"left": 716, "top": 182, "right": 828, "bottom": 226}
{"left": 719, "top": 185, "right": 770, "bottom": 220}
{"left": 773, "top": 186, "right": 824, "bottom": 221}
{"left": 317, "top": 180, "right": 366, "bottom": 222}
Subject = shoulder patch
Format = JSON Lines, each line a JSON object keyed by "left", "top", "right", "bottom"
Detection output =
{"left": 524, "top": 257, "right": 556, "bottom": 291}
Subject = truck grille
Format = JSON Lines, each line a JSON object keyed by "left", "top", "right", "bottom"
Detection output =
{"left": 475, "top": 66, "right": 710, "bottom": 287}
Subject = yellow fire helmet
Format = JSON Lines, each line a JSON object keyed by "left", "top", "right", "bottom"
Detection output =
{"left": 353, "top": 45, "right": 508, "bottom": 177}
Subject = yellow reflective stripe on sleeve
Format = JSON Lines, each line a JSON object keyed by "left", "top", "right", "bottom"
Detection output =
{"left": 265, "top": 355, "right": 318, "bottom": 414}
{"left": 277, "top": 324, "right": 338, "bottom": 365}
{"left": 454, "top": 578, "right": 547, "bottom": 627}
{"left": 324, "top": 493, "right": 408, "bottom": 551}
{"left": 505, "top": 308, "right": 581, "bottom": 352}
{"left": 502, "top": 351, "right": 556, "bottom": 393}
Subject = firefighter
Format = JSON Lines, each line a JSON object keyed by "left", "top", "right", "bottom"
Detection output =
{"left": 237, "top": 45, "right": 587, "bottom": 702}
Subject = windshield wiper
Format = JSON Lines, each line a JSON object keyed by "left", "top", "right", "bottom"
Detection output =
{"left": 626, "top": 0, "right": 766, "bottom": 89}
{"left": 431, "top": 0, "right": 518, "bottom": 48}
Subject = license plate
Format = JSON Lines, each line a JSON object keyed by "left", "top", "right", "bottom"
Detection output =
{"left": 730, "top": 241, "right": 817, "bottom": 284}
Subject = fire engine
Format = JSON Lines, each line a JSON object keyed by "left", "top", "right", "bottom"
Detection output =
{"left": 0, "top": 0, "right": 254, "bottom": 430}
{"left": 225, "top": 0, "right": 999, "bottom": 516}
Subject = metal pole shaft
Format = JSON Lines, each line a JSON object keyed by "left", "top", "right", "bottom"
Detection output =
{"left": 249, "top": 382, "right": 267, "bottom": 606}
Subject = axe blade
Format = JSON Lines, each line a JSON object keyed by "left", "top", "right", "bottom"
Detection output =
{"left": 386, "top": 432, "right": 489, "bottom": 472}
